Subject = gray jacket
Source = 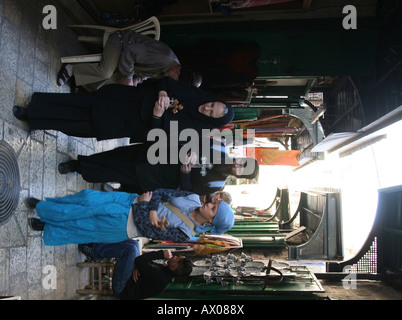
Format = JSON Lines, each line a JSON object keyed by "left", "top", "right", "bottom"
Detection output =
{"left": 110, "top": 30, "right": 181, "bottom": 79}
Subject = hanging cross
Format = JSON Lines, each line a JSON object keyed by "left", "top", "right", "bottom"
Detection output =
{"left": 192, "top": 156, "right": 213, "bottom": 177}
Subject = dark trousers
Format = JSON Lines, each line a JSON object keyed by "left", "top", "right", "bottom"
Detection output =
{"left": 92, "top": 239, "right": 140, "bottom": 297}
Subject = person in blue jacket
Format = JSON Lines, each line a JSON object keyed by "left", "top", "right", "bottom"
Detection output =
{"left": 27, "top": 188, "right": 234, "bottom": 246}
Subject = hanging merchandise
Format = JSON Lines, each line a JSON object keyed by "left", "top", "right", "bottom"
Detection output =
{"left": 246, "top": 147, "right": 301, "bottom": 166}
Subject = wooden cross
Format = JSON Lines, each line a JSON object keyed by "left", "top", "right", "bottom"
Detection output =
{"left": 169, "top": 98, "right": 184, "bottom": 114}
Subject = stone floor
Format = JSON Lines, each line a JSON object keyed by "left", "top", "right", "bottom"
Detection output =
{"left": 0, "top": 0, "right": 128, "bottom": 300}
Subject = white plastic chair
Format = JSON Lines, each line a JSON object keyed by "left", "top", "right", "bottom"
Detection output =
{"left": 61, "top": 16, "right": 161, "bottom": 64}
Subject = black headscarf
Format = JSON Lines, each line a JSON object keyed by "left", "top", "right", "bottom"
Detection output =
{"left": 158, "top": 77, "right": 234, "bottom": 134}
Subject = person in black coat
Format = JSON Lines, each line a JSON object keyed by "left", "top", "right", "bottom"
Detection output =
{"left": 58, "top": 143, "right": 259, "bottom": 196}
{"left": 80, "top": 241, "right": 192, "bottom": 300}
{"left": 119, "top": 249, "right": 191, "bottom": 300}
{"left": 12, "top": 77, "right": 234, "bottom": 142}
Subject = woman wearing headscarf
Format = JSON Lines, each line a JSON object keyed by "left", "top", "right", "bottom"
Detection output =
{"left": 12, "top": 77, "right": 234, "bottom": 142}
{"left": 27, "top": 188, "right": 235, "bottom": 246}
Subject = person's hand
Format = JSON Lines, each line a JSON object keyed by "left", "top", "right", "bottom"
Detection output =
{"left": 139, "top": 191, "right": 152, "bottom": 202}
{"left": 180, "top": 151, "right": 197, "bottom": 174}
{"left": 132, "top": 269, "right": 140, "bottom": 282}
{"left": 132, "top": 77, "right": 145, "bottom": 87}
{"left": 182, "top": 151, "right": 198, "bottom": 165}
{"left": 153, "top": 100, "right": 166, "bottom": 118}
{"left": 199, "top": 195, "right": 207, "bottom": 204}
{"left": 153, "top": 91, "right": 170, "bottom": 118}
{"left": 163, "top": 250, "right": 173, "bottom": 260}
{"left": 158, "top": 91, "right": 170, "bottom": 109}
{"left": 120, "top": 77, "right": 134, "bottom": 86}
{"left": 180, "top": 164, "right": 193, "bottom": 174}
{"left": 149, "top": 210, "right": 161, "bottom": 228}
{"left": 153, "top": 91, "right": 170, "bottom": 117}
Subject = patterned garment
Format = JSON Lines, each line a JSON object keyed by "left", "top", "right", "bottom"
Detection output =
{"left": 132, "top": 189, "right": 195, "bottom": 242}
